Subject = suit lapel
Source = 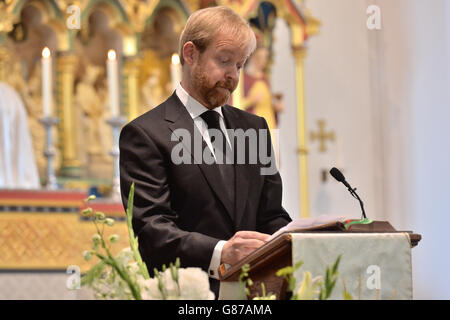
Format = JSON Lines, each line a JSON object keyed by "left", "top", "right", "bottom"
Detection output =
{"left": 165, "top": 93, "right": 234, "bottom": 221}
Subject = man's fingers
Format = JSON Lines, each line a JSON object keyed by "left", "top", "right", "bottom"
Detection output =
{"left": 235, "top": 238, "right": 266, "bottom": 250}
{"left": 235, "top": 230, "right": 270, "bottom": 241}
{"left": 221, "top": 234, "right": 268, "bottom": 265}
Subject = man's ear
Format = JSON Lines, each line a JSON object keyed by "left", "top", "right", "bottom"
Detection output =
{"left": 182, "top": 41, "right": 197, "bottom": 66}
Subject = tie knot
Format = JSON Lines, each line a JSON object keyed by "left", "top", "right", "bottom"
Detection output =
{"left": 200, "top": 110, "right": 221, "bottom": 131}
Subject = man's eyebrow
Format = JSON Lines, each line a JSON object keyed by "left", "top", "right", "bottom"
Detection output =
{"left": 216, "top": 48, "right": 235, "bottom": 55}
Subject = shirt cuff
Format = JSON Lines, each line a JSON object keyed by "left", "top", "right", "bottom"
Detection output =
{"left": 208, "top": 240, "right": 226, "bottom": 279}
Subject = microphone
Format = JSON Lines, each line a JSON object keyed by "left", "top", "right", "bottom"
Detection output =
{"left": 329, "top": 167, "right": 367, "bottom": 219}
{"left": 329, "top": 167, "right": 346, "bottom": 183}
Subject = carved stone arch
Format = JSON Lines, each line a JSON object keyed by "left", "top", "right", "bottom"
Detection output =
{"left": 78, "top": 0, "right": 133, "bottom": 53}
{"left": 137, "top": 2, "right": 189, "bottom": 113}
{"left": 12, "top": 0, "right": 64, "bottom": 21}
{"left": 74, "top": 0, "right": 134, "bottom": 69}
{"left": 144, "top": 0, "right": 189, "bottom": 32}
{"left": 80, "top": 0, "right": 128, "bottom": 27}
{"left": 141, "top": 0, "right": 189, "bottom": 57}
{"left": 11, "top": 0, "right": 68, "bottom": 51}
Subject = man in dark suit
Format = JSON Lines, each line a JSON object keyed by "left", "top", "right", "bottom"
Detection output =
{"left": 119, "top": 6, "right": 291, "bottom": 298}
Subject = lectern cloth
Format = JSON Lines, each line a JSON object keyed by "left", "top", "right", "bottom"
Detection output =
{"left": 291, "top": 233, "right": 413, "bottom": 300}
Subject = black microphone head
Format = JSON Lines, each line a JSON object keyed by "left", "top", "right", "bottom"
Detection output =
{"left": 330, "top": 167, "right": 346, "bottom": 182}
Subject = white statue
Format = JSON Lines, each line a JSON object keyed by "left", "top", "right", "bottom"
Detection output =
{"left": 0, "top": 82, "right": 40, "bottom": 189}
{"left": 141, "top": 68, "right": 164, "bottom": 112}
{"left": 75, "top": 65, "right": 110, "bottom": 161}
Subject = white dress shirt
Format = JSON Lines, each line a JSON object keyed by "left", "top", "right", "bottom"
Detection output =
{"left": 175, "top": 83, "right": 228, "bottom": 279}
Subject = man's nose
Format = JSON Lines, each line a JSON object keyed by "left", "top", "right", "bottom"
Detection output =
{"left": 225, "top": 66, "right": 240, "bottom": 83}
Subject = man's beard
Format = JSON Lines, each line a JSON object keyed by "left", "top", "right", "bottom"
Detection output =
{"left": 192, "top": 64, "right": 237, "bottom": 109}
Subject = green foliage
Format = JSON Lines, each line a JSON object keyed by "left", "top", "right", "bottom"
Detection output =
{"left": 272, "top": 255, "right": 348, "bottom": 300}
{"left": 80, "top": 260, "right": 106, "bottom": 287}
{"left": 318, "top": 254, "right": 342, "bottom": 300}
{"left": 276, "top": 261, "right": 303, "bottom": 299}
{"left": 239, "top": 256, "right": 346, "bottom": 300}
{"left": 126, "top": 182, "right": 150, "bottom": 279}
{"left": 238, "top": 264, "right": 276, "bottom": 300}
{"left": 342, "top": 290, "right": 354, "bottom": 300}
{"left": 79, "top": 184, "right": 210, "bottom": 300}
{"left": 80, "top": 190, "right": 142, "bottom": 300}
{"left": 238, "top": 264, "right": 253, "bottom": 296}
{"left": 152, "top": 257, "right": 182, "bottom": 299}
{"left": 253, "top": 282, "right": 276, "bottom": 300}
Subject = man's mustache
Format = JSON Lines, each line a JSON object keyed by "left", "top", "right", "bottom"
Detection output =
{"left": 214, "top": 80, "right": 236, "bottom": 92}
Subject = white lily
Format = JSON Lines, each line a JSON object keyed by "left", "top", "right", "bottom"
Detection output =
{"left": 296, "top": 271, "right": 323, "bottom": 300}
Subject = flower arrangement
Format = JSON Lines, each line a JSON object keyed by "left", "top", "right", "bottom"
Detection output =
{"left": 239, "top": 255, "right": 352, "bottom": 300}
{"left": 80, "top": 183, "right": 215, "bottom": 300}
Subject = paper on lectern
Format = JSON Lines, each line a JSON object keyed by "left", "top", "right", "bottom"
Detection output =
{"left": 269, "top": 215, "right": 348, "bottom": 240}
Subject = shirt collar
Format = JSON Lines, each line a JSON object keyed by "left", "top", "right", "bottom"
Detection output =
{"left": 175, "top": 83, "right": 224, "bottom": 120}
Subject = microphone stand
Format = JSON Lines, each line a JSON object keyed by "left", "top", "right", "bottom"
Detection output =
{"left": 344, "top": 182, "right": 367, "bottom": 219}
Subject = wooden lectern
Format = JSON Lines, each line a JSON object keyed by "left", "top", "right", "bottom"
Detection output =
{"left": 218, "top": 220, "right": 421, "bottom": 300}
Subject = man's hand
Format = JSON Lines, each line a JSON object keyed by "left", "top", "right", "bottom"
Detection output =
{"left": 221, "top": 231, "right": 270, "bottom": 266}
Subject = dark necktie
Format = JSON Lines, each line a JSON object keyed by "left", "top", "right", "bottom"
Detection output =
{"left": 200, "top": 110, "right": 235, "bottom": 210}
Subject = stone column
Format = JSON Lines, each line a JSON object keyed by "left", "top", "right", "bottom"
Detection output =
{"left": 56, "top": 53, "right": 81, "bottom": 177}
{"left": 292, "top": 44, "right": 310, "bottom": 218}
{"left": 0, "top": 46, "right": 8, "bottom": 82}
{"left": 123, "top": 57, "right": 141, "bottom": 121}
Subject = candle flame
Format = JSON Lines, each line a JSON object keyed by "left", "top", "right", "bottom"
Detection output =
{"left": 108, "top": 50, "right": 116, "bottom": 61}
{"left": 171, "top": 53, "right": 180, "bottom": 65}
{"left": 42, "top": 47, "right": 51, "bottom": 58}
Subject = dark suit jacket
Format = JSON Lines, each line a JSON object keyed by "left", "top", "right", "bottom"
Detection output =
{"left": 119, "top": 92, "right": 291, "bottom": 292}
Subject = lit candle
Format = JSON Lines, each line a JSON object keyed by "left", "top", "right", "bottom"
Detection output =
{"left": 107, "top": 50, "right": 119, "bottom": 117}
{"left": 171, "top": 53, "right": 181, "bottom": 91}
{"left": 41, "top": 47, "right": 52, "bottom": 117}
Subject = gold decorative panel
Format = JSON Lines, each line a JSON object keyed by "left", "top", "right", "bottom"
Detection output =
{"left": 0, "top": 212, "right": 129, "bottom": 273}
{"left": 0, "top": 190, "right": 128, "bottom": 273}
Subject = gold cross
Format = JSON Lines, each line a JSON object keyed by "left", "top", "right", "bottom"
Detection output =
{"left": 310, "top": 119, "right": 335, "bottom": 152}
